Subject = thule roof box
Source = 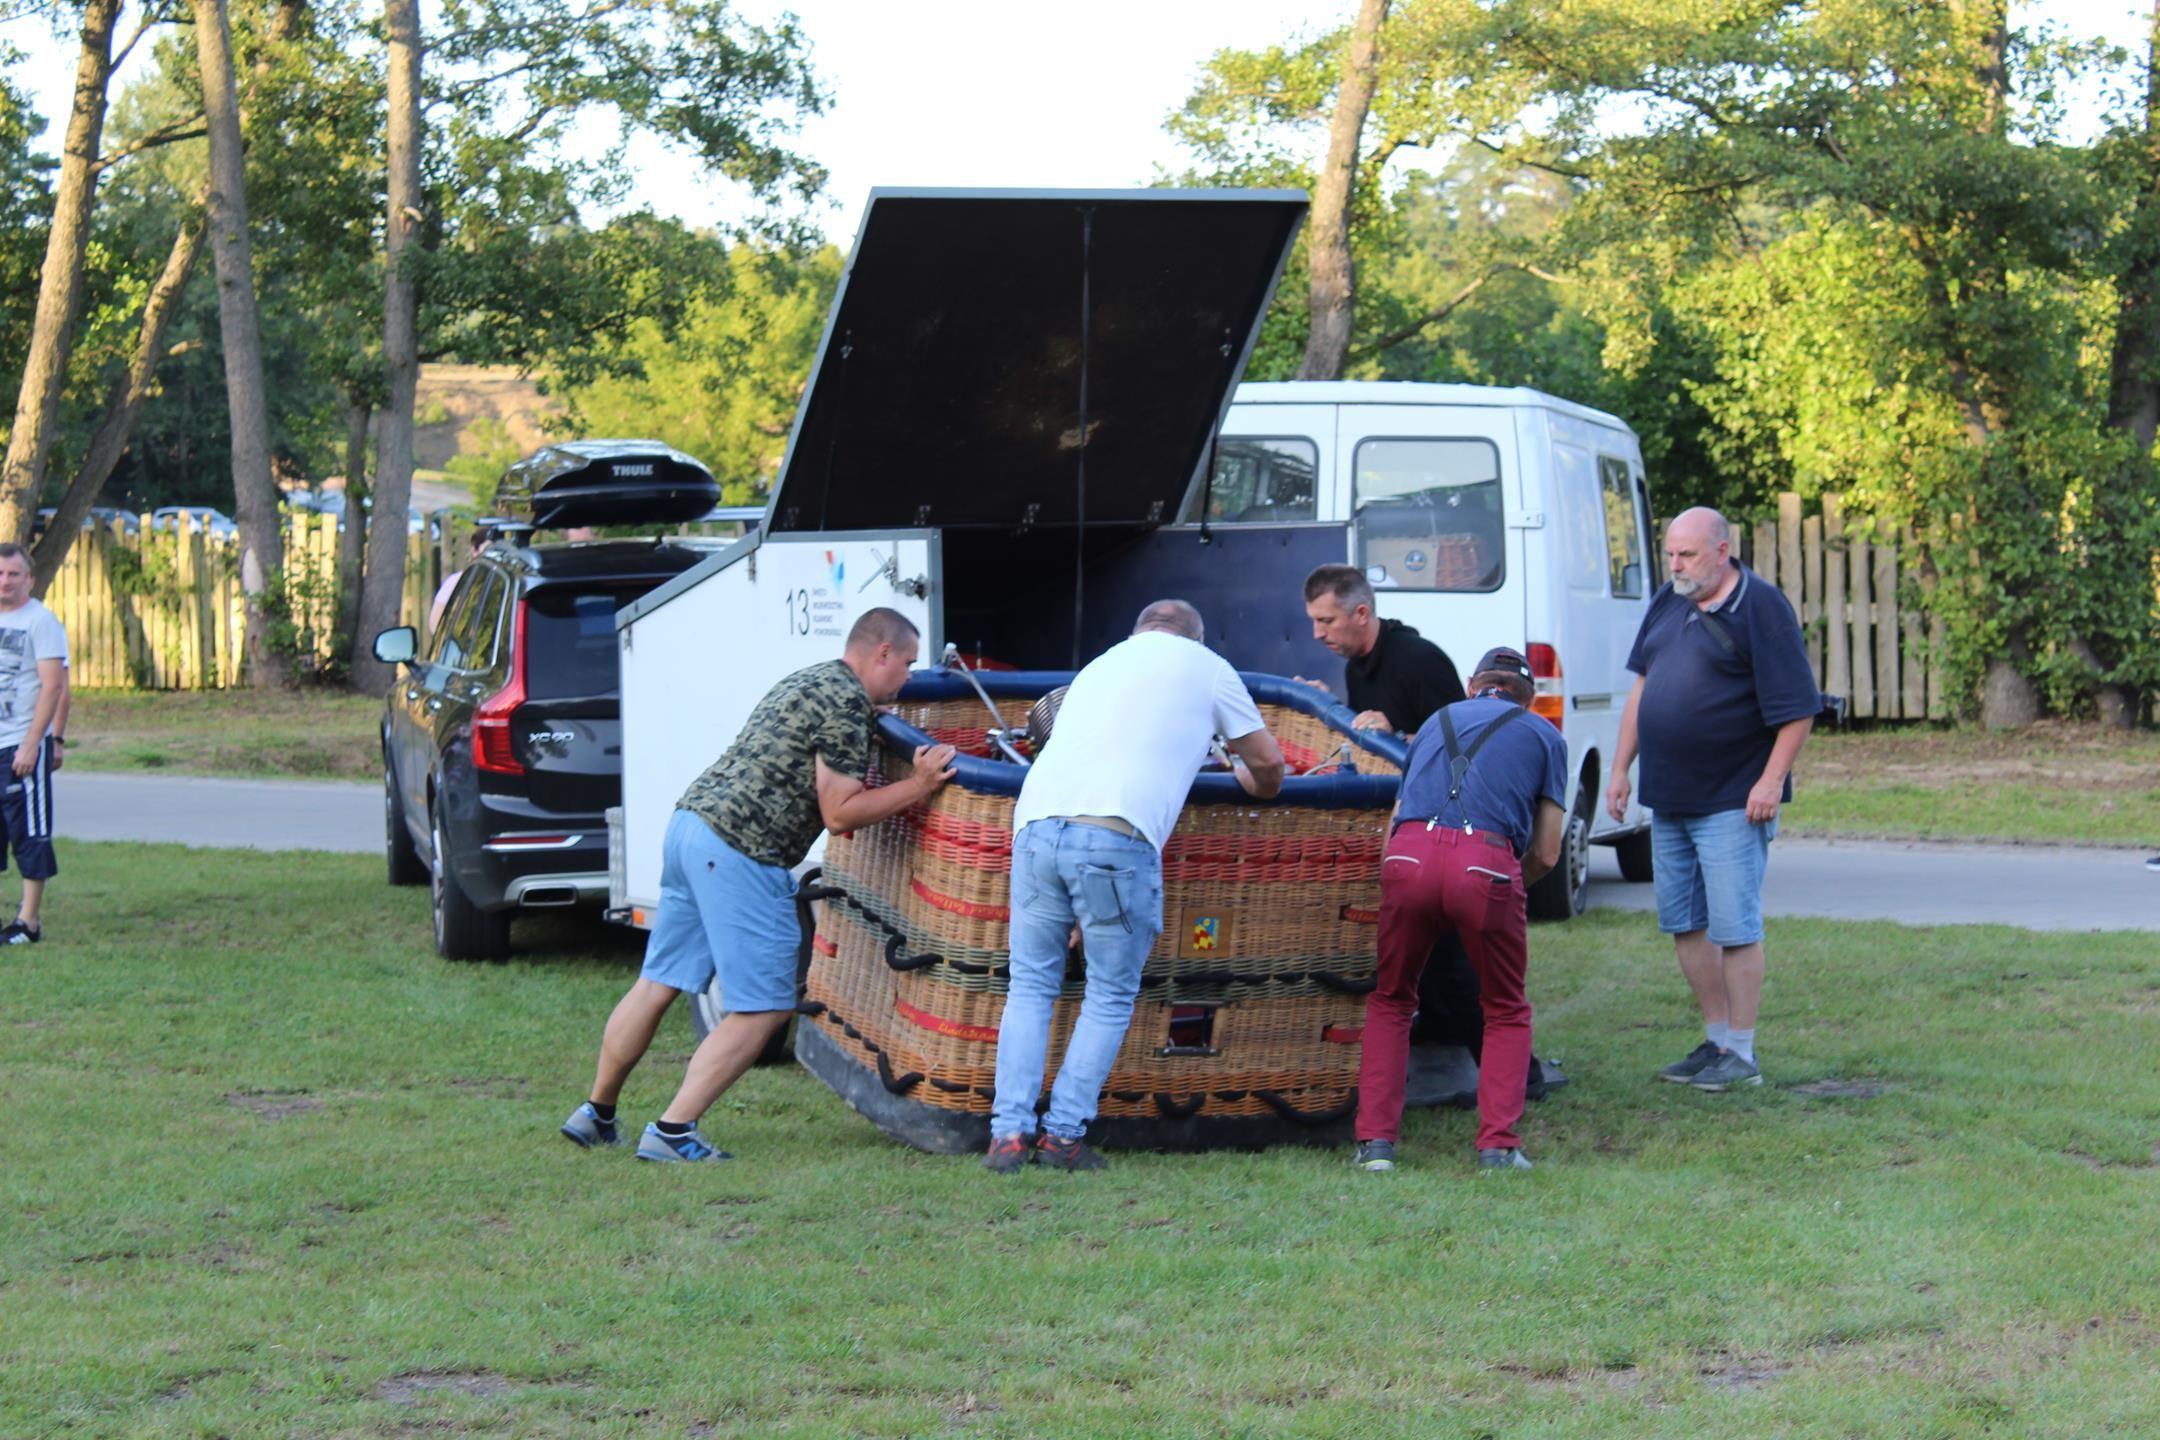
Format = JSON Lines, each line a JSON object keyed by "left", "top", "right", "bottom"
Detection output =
{"left": 491, "top": 440, "right": 722, "bottom": 530}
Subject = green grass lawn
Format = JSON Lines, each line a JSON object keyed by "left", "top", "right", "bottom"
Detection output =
{"left": 4, "top": 844, "right": 2157, "bottom": 1437}
{"left": 1785, "top": 721, "right": 2160, "bottom": 847}
{"left": 65, "top": 689, "right": 383, "bottom": 781}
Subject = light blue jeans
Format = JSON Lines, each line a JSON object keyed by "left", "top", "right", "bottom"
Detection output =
{"left": 1652, "top": 808, "right": 1777, "bottom": 948}
{"left": 991, "top": 819, "right": 1164, "bottom": 1140}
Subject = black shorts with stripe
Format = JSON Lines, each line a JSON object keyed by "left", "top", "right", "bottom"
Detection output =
{"left": 0, "top": 738, "right": 56, "bottom": 880}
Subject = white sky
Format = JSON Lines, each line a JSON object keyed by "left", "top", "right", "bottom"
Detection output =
{"left": 0, "top": 0, "right": 2150, "bottom": 245}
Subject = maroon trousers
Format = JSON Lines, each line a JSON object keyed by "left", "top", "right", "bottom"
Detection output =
{"left": 1356, "top": 823, "right": 1533, "bottom": 1151}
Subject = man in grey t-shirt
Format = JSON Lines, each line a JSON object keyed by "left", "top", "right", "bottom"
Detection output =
{"left": 0, "top": 544, "right": 69, "bottom": 945}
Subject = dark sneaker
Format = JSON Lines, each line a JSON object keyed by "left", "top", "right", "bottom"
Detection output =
{"left": 983, "top": 1133, "right": 1034, "bottom": 1174}
{"left": 1, "top": 920, "right": 40, "bottom": 946}
{"left": 1477, "top": 1147, "right": 1534, "bottom": 1171}
{"left": 559, "top": 1102, "right": 619, "bottom": 1149}
{"left": 634, "top": 1122, "right": 731, "bottom": 1162}
{"left": 1035, "top": 1133, "right": 1107, "bottom": 1171}
{"left": 2147, "top": 855, "right": 2160, "bottom": 872}
{"left": 1691, "top": 1052, "right": 1763, "bottom": 1091}
{"left": 1353, "top": 1140, "right": 1396, "bottom": 1172}
{"left": 1658, "top": 1040, "right": 1722, "bottom": 1084}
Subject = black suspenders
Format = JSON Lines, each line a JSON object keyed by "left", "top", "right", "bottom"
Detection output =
{"left": 1432, "top": 701, "right": 1527, "bottom": 828}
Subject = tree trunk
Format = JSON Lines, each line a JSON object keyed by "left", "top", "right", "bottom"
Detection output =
{"left": 2109, "top": 2, "right": 2160, "bottom": 452}
{"left": 335, "top": 397, "right": 370, "bottom": 657}
{"left": 1295, "top": 0, "right": 1389, "bottom": 382}
{"left": 1980, "top": 654, "right": 2040, "bottom": 730}
{"left": 31, "top": 201, "right": 207, "bottom": 594}
{"left": 192, "top": 0, "right": 289, "bottom": 688}
{"left": 351, "top": 0, "right": 423, "bottom": 695}
{"left": 0, "top": 0, "right": 121, "bottom": 546}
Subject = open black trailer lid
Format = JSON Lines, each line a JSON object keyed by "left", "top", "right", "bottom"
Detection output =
{"left": 493, "top": 440, "right": 721, "bottom": 529}
{"left": 764, "top": 188, "right": 1308, "bottom": 534}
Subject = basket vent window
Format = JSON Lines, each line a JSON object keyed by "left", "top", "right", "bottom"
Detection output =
{"left": 1166, "top": 1005, "right": 1217, "bottom": 1053}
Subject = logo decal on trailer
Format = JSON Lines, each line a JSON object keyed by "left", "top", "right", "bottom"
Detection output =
{"left": 824, "top": 550, "right": 845, "bottom": 589}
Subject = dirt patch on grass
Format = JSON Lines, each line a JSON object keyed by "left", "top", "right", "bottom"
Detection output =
{"left": 373, "top": 1370, "right": 514, "bottom": 1403}
{"left": 226, "top": 1089, "right": 323, "bottom": 1120}
{"left": 1700, "top": 1358, "right": 1790, "bottom": 1392}
{"left": 1791, "top": 1079, "right": 1889, "bottom": 1099}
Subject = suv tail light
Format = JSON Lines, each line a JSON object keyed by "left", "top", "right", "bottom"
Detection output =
{"left": 1527, "top": 643, "right": 1563, "bottom": 732}
{"left": 473, "top": 600, "right": 528, "bottom": 775}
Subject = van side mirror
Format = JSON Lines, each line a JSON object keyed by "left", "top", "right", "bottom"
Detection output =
{"left": 374, "top": 626, "right": 418, "bottom": 665}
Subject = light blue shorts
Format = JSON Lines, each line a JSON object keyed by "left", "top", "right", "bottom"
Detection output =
{"left": 1651, "top": 808, "right": 1777, "bottom": 948}
{"left": 640, "top": 810, "right": 801, "bottom": 1013}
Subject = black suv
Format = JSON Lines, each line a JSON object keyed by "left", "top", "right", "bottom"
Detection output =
{"left": 374, "top": 441, "right": 726, "bottom": 959}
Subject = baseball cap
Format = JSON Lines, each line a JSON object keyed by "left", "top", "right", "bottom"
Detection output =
{"left": 1473, "top": 646, "right": 1534, "bottom": 682}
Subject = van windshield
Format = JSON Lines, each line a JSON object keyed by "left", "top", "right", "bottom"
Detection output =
{"left": 1352, "top": 437, "right": 1505, "bottom": 592}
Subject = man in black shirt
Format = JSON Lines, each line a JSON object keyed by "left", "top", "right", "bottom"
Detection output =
{"left": 1301, "top": 563, "right": 1485, "bottom": 1071}
{"left": 1303, "top": 564, "right": 1465, "bottom": 737}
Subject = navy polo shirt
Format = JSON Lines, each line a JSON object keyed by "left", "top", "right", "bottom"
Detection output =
{"left": 1625, "top": 563, "right": 1820, "bottom": 816}
{"left": 1395, "top": 695, "right": 1570, "bottom": 854}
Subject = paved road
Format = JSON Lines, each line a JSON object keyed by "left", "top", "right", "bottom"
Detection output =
{"left": 51, "top": 773, "right": 2159, "bottom": 931}
{"left": 1587, "top": 836, "right": 2155, "bottom": 933}
{"left": 60, "top": 772, "right": 380, "bottom": 854}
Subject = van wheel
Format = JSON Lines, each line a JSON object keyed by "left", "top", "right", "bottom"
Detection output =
{"left": 432, "top": 803, "right": 510, "bottom": 961}
{"left": 385, "top": 755, "right": 427, "bottom": 886}
{"left": 1615, "top": 828, "right": 1655, "bottom": 883}
{"left": 1529, "top": 792, "right": 1593, "bottom": 921}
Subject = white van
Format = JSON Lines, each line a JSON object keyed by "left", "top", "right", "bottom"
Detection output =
{"left": 1211, "top": 381, "right": 1660, "bottom": 917}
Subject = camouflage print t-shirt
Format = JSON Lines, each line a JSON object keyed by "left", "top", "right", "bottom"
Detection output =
{"left": 679, "top": 659, "right": 875, "bottom": 867}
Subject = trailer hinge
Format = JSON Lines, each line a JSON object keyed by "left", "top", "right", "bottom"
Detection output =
{"left": 620, "top": 625, "right": 632, "bottom": 653}
{"left": 914, "top": 504, "right": 932, "bottom": 526}
{"left": 1506, "top": 510, "right": 1546, "bottom": 529}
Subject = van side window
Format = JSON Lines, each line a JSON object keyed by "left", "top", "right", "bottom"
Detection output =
{"left": 1598, "top": 455, "right": 1646, "bottom": 598}
{"left": 1185, "top": 437, "right": 1318, "bottom": 524}
{"left": 1352, "top": 437, "right": 1504, "bottom": 592}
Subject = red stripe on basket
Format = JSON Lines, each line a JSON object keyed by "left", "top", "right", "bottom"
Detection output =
{"left": 812, "top": 933, "right": 838, "bottom": 957}
{"left": 895, "top": 999, "right": 999, "bottom": 1044}
{"left": 1338, "top": 905, "right": 1379, "bottom": 924}
{"left": 909, "top": 876, "right": 1011, "bottom": 922}
{"left": 1280, "top": 739, "right": 1320, "bottom": 773}
{"left": 1322, "top": 1025, "right": 1364, "bottom": 1044}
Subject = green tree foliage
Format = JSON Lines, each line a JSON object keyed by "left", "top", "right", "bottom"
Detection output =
{"left": 553, "top": 242, "right": 841, "bottom": 503}
{"left": 1171, "top": 0, "right": 2157, "bottom": 721}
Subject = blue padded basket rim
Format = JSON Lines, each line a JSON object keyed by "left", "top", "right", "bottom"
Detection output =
{"left": 879, "top": 669, "right": 1405, "bottom": 806}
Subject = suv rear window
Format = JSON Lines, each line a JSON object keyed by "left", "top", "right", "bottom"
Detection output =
{"left": 524, "top": 586, "right": 645, "bottom": 699}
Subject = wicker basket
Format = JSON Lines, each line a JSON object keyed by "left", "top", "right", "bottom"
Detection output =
{"left": 798, "top": 671, "right": 1406, "bottom": 1152}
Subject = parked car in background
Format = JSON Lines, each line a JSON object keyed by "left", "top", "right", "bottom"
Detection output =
{"left": 282, "top": 488, "right": 441, "bottom": 536}
{"left": 151, "top": 505, "right": 238, "bottom": 539}
{"left": 371, "top": 440, "right": 722, "bottom": 960}
{"left": 33, "top": 506, "right": 142, "bottom": 538}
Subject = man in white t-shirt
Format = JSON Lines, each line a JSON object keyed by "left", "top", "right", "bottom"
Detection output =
{"left": 985, "top": 600, "right": 1285, "bottom": 1173}
{"left": 0, "top": 544, "right": 69, "bottom": 946}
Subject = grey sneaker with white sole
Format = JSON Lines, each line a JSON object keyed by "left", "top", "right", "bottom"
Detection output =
{"left": 1690, "top": 1052, "right": 1763, "bottom": 1091}
{"left": 559, "top": 1102, "right": 619, "bottom": 1149}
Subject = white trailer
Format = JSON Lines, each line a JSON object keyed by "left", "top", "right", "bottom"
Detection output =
{"left": 609, "top": 529, "right": 939, "bottom": 924}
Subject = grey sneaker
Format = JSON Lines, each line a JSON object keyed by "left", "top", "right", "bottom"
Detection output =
{"left": 1658, "top": 1040, "right": 1723, "bottom": 1084}
{"left": 635, "top": 1122, "right": 731, "bottom": 1162}
{"left": 559, "top": 1101, "right": 619, "bottom": 1149}
{"left": 2146, "top": 855, "right": 2160, "bottom": 872}
{"left": 1691, "top": 1052, "right": 1763, "bottom": 1091}
{"left": 1353, "top": 1140, "right": 1396, "bottom": 1172}
{"left": 1477, "top": 1147, "right": 1534, "bottom": 1171}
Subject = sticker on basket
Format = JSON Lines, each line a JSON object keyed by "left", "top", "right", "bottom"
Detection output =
{"left": 1179, "top": 908, "right": 1234, "bottom": 958}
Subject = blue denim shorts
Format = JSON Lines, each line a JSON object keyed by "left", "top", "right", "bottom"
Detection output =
{"left": 1651, "top": 808, "right": 1777, "bottom": 947}
{"left": 640, "top": 810, "right": 801, "bottom": 1012}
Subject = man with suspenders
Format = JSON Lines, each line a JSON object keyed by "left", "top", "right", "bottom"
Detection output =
{"left": 1354, "top": 647, "right": 1569, "bottom": 1173}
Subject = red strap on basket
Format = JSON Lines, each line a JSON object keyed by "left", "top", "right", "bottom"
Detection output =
{"left": 1322, "top": 1024, "right": 1364, "bottom": 1044}
{"left": 910, "top": 876, "right": 1010, "bottom": 922}
{"left": 894, "top": 999, "right": 999, "bottom": 1044}
{"left": 812, "top": 933, "right": 838, "bottom": 957}
{"left": 1338, "top": 904, "right": 1380, "bottom": 924}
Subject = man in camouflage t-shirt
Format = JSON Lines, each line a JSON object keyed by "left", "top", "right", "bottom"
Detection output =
{"left": 561, "top": 607, "right": 957, "bottom": 1162}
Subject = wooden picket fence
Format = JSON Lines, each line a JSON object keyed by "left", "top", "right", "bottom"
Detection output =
{"left": 1723, "top": 493, "right": 1945, "bottom": 721}
{"left": 42, "top": 512, "right": 451, "bottom": 689}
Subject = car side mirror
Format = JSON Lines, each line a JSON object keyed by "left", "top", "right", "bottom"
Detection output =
{"left": 374, "top": 626, "right": 417, "bottom": 665}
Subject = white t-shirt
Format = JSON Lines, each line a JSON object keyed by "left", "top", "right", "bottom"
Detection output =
{"left": 0, "top": 598, "right": 68, "bottom": 750}
{"left": 1012, "top": 631, "right": 1267, "bottom": 852}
